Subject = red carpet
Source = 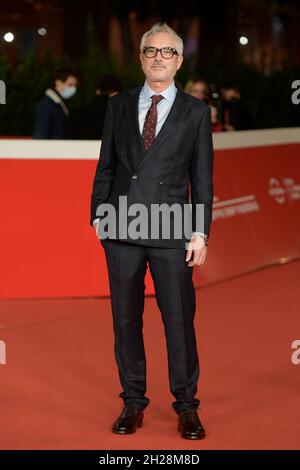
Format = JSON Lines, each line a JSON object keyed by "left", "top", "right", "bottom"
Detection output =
{"left": 1, "top": 260, "right": 300, "bottom": 450}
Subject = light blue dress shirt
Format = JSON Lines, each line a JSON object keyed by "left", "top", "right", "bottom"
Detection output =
{"left": 138, "top": 80, "right": 177, "bottom": 136}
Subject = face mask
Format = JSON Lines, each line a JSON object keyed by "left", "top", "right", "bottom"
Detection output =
{"left": 60, "top": 86, "right": 77, "bottom": 100}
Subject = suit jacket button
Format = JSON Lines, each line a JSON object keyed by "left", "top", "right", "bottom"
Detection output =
{"left": 158, "top": 179, "right": 164, "bottom": 185}
{"left": 132, "top": 174, "right": 138, "bottom": 179}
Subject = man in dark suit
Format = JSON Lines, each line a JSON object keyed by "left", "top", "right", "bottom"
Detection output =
{"left": 90, "top": 23, "right": 214, "bottom": 440}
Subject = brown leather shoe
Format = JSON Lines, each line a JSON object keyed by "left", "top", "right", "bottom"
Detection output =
{"left": 178, "top": 409, "right": 206, "bottom": 440}
{"left": 112, "top": 406, "right": 144, "bottom": 435}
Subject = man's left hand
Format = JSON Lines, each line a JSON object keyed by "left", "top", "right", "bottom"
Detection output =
{"left": 185, "top": 234, "right": 208, "bottom": 267}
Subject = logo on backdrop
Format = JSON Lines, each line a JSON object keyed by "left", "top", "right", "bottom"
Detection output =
{"left": 291, "top": 340, "right": 300, "bottom": 365}
{"left": 269, "top": 177, "right": 300, "bottom": 204}
{"left": 0, "top": 340, "right": 6, "bottom": 365}
{"left": 0, "top": 80, "right": 6, "bottom": 104}
{"left": 291, "top": 80, "right": 300, "bottom": 105}
{"left": 212, "top": 194, "right": 260, "bottom": 220}
{"left": 212, "top": 177, "right": 300, "bottom": 219}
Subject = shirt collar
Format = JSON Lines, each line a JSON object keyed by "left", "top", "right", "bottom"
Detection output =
{"left": 141, "top": 80, "right": 177, "bottom": 102}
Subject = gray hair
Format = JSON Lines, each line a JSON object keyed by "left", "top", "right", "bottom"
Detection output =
{"left": 140, "top": 22, "right": 184, "bottom": 56}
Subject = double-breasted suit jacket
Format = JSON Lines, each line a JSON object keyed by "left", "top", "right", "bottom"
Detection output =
{"left": 91, "top": 85, "right": 214, "bottom": 247}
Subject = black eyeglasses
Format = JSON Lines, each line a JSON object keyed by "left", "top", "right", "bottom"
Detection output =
{"left": 143, "top": 47, "right": 178, "bottom": 59}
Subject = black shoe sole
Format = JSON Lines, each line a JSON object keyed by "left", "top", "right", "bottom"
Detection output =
{"left": 112, "top": 419, "right": 143, "bottom": 435}
{"left": 178, "top": 424, "right": 206, "bottom": 440}
{"left": 179, "top": 431, "right": 206, "bottom": 440}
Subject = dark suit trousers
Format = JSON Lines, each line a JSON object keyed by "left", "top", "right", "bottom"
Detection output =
{"left": 101, "top": 238, "right": 200, "bottom": 415}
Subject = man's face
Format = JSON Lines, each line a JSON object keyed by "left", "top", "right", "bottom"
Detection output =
{"left": 140, "top": 32, "right": 183, "bottom": 84}
{"left": 222, "top": 88, "right": 240, "bottom": 101}
{"left": 55, "top": 75, "right": 78, "bottom": 93}
{"left": 190, "top": 82, "right": 208, "bottom": 100}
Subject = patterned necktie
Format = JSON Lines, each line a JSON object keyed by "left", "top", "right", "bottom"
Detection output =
{"left": 142, "top": 94, "right": 164, "bottom": 150}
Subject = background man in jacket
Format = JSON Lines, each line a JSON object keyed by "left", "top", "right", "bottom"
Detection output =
{"left": 33, "top": 67, "right": 78, "bottom": 139}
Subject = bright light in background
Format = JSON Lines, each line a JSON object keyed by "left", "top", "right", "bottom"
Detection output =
{"left": 239, "top": 36, "right": 249, "bottom": 46}
{"left": 38, "top": 27, "right": 47, "bottom": 36}
{"left": 4, "top": 32, "right": 14, "bottom": 43}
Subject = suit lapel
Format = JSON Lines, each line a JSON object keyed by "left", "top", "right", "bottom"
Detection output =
{"left": 125, "top": 86, "right": 145, "bottom": 159}
{"left": 125, "top": 85, "right": 187, "bottom": 171}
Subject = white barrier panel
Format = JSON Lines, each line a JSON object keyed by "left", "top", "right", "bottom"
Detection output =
{"left": 1, "top": 128, "right": 299, "bottom": 298}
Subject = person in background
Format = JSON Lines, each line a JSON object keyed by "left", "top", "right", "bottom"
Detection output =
{"left": 210, "top": 104, "right": 223, "bottom": 132}
{"left": 69, "top": 74, "right": 122, "bottom": 140}
{"left": 184, "top": 78, "right": 209, "bottom": 102}
{"left": 98, "top": 73, "right": 122, "bottom": 98}
{"left": 185, "top": 78, "right": 223, "bottom": 132}
{"left": 33, "top": 67, "right": 78, "bottom": 139}
{"left": 221, "top": 82, "right": 253, "bottom": 131}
